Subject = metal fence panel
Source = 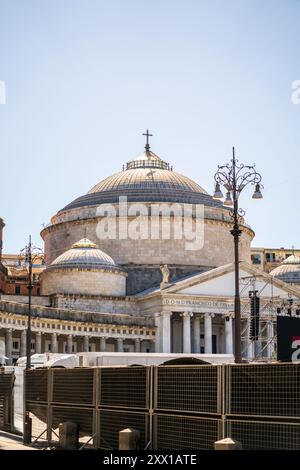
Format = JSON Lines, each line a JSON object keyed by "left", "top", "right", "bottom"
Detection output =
{"left": 99, "top": 367, "right": 149, "bottom": 410}
{"left": 51, "top": 405, "right": 94, "bottom": 445}
{"left": 153, "top": 413, "right": 221, "bottom": 450}
{"left": 52, "top": 368, "right": 94, "bottom": 406}
{"left": 0, "top": 371, "right": 14, "bottom": 431}
{"left": 27, "top": 403, "right": 48, "bottom": 443}
{"left": 227, "top": 419, "right": 300, "bottom": 450}
{"left": 25, "top": 369, "right": 48, "bottom": 403}
{"left": 154, "top": 365, "right": 221, "bottom": 415}
{"left": 227, "top": 363, "right": 300, "bottom": 419}
{"left": 97, "top": 409, "right": 149, "bottom": 449}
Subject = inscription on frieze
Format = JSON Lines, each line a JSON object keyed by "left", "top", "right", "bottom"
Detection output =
{"left": 162, "top": 298, "right": 232, "bottom": 309}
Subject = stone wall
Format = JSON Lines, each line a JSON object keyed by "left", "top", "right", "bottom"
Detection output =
{"left": 41, "top": 269, "right": 126, "bottom": 297}
{"left": 41, "top": 203, "right": 253, "bottom": 269}
{"left": 51, "top": 293, "right": 139, "bottom": 314}
{"left": 124, "top": 265, "right": 207, "bottom": 295}
{"left": 0, "top": 294, "right": 50, "bottom": 306}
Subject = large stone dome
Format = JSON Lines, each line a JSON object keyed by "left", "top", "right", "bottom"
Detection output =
{"left": 60, "top": 150, "right": 222, "bottom": 212}
{"left": 270, "top": 255, "right": 300, "bottom": 284}
{"left": 41, "top": 137, "right": 254, "bottom": 294}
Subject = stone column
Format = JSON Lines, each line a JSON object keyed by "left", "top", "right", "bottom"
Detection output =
{"left": 51, "top": 333, "right": 58, "bottom": 353}
{"left": 182, "top": 312, "right": 192, "bottom": 353}
{"left": 5, "top": 329, "right": 13, "bottom": 365}
{"left": 20, "top": 330, "right": 27, "bottom": 357}
{"left": 100, "top": 337, "right": 106, "bottom": 352}
{"left": 154, "top": 314, "right": 161, "bottom": 353}
{"left": 67, "top": 335, "right": 73, "bottom": 354}
{"left": 83, "top": 336, "right": 89, "bottom": 352}
{"left": 225, "top": 315, "right": 233, "bottom": 354}
{"left": 204, "top": 313, "right": 213, "bottom": 354}
{"left": 35, "top": 331, "right": 42, "bottom": 353}
{"left": 266, "top": 321, "right": 274, "bottom": 359}
{"left": 161, "top": 311, "right": 172, "bottom": 353}
{"left": 117, "top": 338, "right": 123, "bottom": 352}
{"left": 134, "top": 338, "right": 141, "bottom": 352}
{"left": 193, "top": 316, "right": 201, "bottom": 353}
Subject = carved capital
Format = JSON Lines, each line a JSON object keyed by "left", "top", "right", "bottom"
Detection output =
{"left": 181, "top": 311, "right": 193, "bottom": 318}
{"left": 204, "top": 312, "right": 214, "bottom": 319}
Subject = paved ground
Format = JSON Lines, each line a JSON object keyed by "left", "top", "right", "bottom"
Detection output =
{"left": 0, "top": 431, "right": 38, "bottom": 450}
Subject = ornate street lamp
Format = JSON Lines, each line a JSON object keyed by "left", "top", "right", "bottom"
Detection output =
{"left": 18, "top": 235, "right": 44, "bottom": 369}
{"left": 213, "top": 147, "right": 263, "bottom": 363}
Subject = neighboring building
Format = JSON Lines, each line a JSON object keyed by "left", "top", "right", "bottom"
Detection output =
{"left": 251, "top": 247, "right": 300, "bottom": 272}
{"left": 0, "top": 263, "right": 7, "bottom": 294}
{"left": 0, "top": 138, "right": 299, "bottom": 364}
{"left": 1, "top": 253, "right": 44, "bottom": 296}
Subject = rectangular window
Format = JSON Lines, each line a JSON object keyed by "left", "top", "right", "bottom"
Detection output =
{"left": 13, "top": 341, "right": 19, "bottom": 350}
{"left": 266, "top": 252, "right": 276, "bottom": 262}
{"left": 251, "top": 254, "right": 261, "bottom": 265}
{"left": 15, "top": 285, "right": 21, "bottom": 295}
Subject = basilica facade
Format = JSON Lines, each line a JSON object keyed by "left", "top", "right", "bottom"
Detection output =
{"left": 1, "top": 138, "right": 299, "bottom": 364}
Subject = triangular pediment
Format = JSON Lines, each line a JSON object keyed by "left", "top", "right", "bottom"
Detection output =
{"left": 161, "top": 262, "right": 300, "bottom": 299}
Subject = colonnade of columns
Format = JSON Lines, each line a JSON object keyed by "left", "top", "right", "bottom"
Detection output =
{"left": 155, "top": 311, "right": 276, "bottom": 357}
{"left": 155, "top": 311, "right": 233, "bottom": 354}
{"left": 2, "top": 329, "right": 147, "bottom": 364}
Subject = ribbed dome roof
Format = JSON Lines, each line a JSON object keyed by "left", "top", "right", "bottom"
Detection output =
{"left": 270, "top": 255, "right": 300, "bottom": 284}
{"left": 60, "top": 149, "right": 223, "bottom": 212}
{"left": 48, "top": 238, "right": 123, "bottom": 272}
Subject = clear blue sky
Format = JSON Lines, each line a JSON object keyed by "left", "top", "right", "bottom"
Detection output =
{"left": 0, "top": 0, "right": 300, "bottom": 253}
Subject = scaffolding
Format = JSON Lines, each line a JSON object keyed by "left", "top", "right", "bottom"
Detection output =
{"left": 240, "top": 275, "right": 300, "bottom": 361}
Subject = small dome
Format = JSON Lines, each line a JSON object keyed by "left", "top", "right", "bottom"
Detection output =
{"left": 270, "top": 255, "right": 300, "bottom": 284}
{"left": 48, "top": 238, "right": 123, "bottom": 272}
